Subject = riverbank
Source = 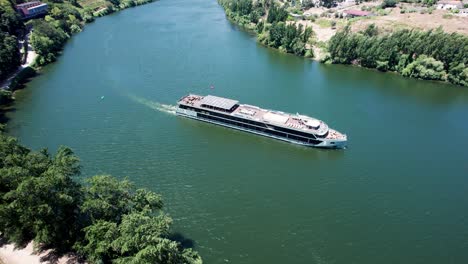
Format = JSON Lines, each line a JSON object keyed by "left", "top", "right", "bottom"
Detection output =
{"left": 218, "top": 0, "right": 467, "bottom": 87}
{"left": 0, "top": 0, "right": 157, "bottom": 92}
{"left": 0, "top": 241, "right": 73, "bottom": 264}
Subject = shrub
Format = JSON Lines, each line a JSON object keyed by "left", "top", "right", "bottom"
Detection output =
{"left": 381, "top": 0, "right": 397, "bottom": 8}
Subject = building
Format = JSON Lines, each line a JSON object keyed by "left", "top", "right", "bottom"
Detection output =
{"left": 343, "top": 10, "right": 372, "bottom": 18}
{"left": 436, "top": 1, "right": 463, "bottom": 10}
{"left": 337, "top": 0, "right": 356, "bottom": 8}
{"left": 16, "top": 1, "right": 48, "bottom": 19}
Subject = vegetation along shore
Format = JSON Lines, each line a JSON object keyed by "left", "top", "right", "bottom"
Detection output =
{"left": 218, "top": 0, "right": 468, "bottom": 87}
{"left": 0, "top": 129, "right": 203, "bottom": 263}
{"left": 0, "top": 0, "right": 156, "bottom": 104}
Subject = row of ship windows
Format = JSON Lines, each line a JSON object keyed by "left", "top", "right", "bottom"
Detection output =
{"left": 197, "top": 113, "right": 321, "bottom": 144}
{"left": 180, "top": 105, "right": 321, "bottom": 139}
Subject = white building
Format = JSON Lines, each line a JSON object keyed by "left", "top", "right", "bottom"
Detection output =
{"left": 436, "top": 0, "right": 463, "bottom": 10}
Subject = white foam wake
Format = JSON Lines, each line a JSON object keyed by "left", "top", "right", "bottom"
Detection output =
{"left": 127, "top": 94, "right": 177, "bottom": 115}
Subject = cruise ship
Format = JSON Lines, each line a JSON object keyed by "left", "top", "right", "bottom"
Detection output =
{"left": 176, "top": 94, "right": 347, "bottom": 148}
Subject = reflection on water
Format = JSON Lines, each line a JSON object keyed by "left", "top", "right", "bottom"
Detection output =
{"left": 319, "top": 63, "right": 468, "bottom": 106}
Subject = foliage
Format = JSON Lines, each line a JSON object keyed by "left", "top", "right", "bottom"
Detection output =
{"left": 265, "top": 22, "right": 313, "bottom": 56}
{"left": 0, "top": 132, "right": 202, "bottom": 263}
{"left": 30, "top": 19, "right": 69, "bottom": 65}
{"left": 422, "top": 0, "right": 436, "bottom": 6}
{"left": 0, "top": 89, "right": 13, "bottom": 106}
{"left": 381, "top": 0, "right": 397, "bottom": 8}
{"left": 219, "top": 0, "right": 315, "bottom": 58}
{"left": 320, "top": 0, "right": 336, "bottom": 8}
{"left": 302, "top": 0, "right": 315, "bottom": 9}
{"left": 8, "top": 66, "right": 36, "bottom": 91}
{"left": 0, "top": 0, "right": 24, "bottom": 81}
{"left": 267, "top": 3, "right": 288, "bottom": 23}
{"left": 401, "top": 55, "right": 446, "bottom": 80}
{"left": 328, "top": 25, "right": 468, "bottom": 86}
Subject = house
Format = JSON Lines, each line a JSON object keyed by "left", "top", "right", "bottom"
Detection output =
{"left": 459, "top": 8, "right": 468, "bottom": 15}
{"left": 337, "top": 0, "right": 356, "bottom": 8}
{"left": 436, "top": 0, "right": 463, "bottom": 10}
{"left": 16, "top": 1, "right": 48, "bottom": 19}
{"left": 343, "top": 10, "right": 372, "bottom": 18}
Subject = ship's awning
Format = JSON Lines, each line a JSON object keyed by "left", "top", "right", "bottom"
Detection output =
{"left": 200, "top": 95, "right": 239, "bottom": 110}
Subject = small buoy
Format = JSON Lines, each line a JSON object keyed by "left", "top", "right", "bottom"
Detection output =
{"left": 100, "top": 96, "right": 105, "bottom": 100}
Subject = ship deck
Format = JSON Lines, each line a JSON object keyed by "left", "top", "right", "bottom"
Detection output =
{"left": 178, "top": 94, "right": 346, "bottom": 140}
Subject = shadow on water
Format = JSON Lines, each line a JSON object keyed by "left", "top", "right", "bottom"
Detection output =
{"left": 318, "top": 63, "right": 468, "bottom": 106}
{"left": 168, "top": 232, "right": 196, "bottom": 249}
{"left": 0, "top": 106, "right": 16, "bottom": 124}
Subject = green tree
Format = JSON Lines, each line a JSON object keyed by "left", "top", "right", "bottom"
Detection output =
{"left": 267, "top": 4, "right": 288, "bottom": 23}
{"left": 0, "top": 143, "right": 81, "bottom": 248}
{"left": 0, "top": 133, "right": 202, "bottom": 263}
{"left": 76, "top": 175, "right": 200, "bottom": 263}
{"left": 381, "top": 0, "right": 397, "bottom": 8}
{"left": 0, "top": 0, "right": 24, "bottom": 80}
{"left": 402, "top": 55, "right": 446, "bottom": 81}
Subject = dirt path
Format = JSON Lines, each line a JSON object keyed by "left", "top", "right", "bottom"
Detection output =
{"left": 0, "top": 33, "right": 37, "bottom": 90}
{"left": 0, "top": 241, "right": 77, "bottom": 264}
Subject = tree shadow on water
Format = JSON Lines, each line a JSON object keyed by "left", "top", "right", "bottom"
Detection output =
{"left": 168, "top": 232, "right": 196, "bottom": 249}
{"left": 0, "top": 106, "right": 16, "bottom": 125}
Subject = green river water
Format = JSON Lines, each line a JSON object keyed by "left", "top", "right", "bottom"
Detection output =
{"left": 6, "top": 0, "right": 468, "bottom": 263}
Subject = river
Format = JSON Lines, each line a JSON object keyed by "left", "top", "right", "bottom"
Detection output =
{"left": 6, "top": 0, "right": 468, "bottom": 263}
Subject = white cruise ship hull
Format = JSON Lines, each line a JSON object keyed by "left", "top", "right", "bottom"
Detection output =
{"left": 176, "top": 108, "right": 346, "bottom": 149}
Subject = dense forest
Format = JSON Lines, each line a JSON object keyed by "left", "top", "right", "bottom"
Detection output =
{"left": 0, "top": 0, "right": 23, "bottom": 81}
{"left": 0, "top": 130, "right": 202, "bottom": 263}
{"left": 328, "top": 25, "right": 468, "bottom": 86}
{"left": 219, "top": 0, "right": 315, "bottom": 57}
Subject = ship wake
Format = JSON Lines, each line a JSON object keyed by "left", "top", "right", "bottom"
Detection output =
{"left": 127, "top": 94, "right": 177, "bottom": 115}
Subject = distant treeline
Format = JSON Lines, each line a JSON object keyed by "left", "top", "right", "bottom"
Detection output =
{"left": 0, "top": 0, "right": 24, "bottom": 81}
{"left": 0, "top": 131, "right": 202, "bottom": 263}
{"left": 328, "top": 25, "right": 468, "bottom": 86}
{"left": 219, "top": 0, "right": 315, "bottom": 57}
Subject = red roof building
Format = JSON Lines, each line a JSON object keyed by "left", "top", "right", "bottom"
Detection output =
{"left": 16, "top": 1, "right": 48, "bottom": 19}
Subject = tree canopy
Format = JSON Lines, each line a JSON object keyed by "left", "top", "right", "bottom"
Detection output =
{"left": 219, "top": 0, "right": 315, "bottom": 58}
{"left": 328, "top": 25, "right": 468, "bottom": 86}
{"left": 0, "top": 132, "right": 202, "bottom": 263}
{"left": 0, "top": 0, "right": 24, "bottom": 80}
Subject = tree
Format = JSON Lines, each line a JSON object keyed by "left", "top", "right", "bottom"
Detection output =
{"left": 364, "top": 24, "right": 378, "bottom": 37}
{"left": 402, "top": 55, "right": 446, "bottom": 81}
{"left": 267, "top": 4, "right": 288, "bottom": 23}
{"left": 77, "top": 175, "right": 200, "bottom": 264}
{"left": 320, "top": 0, "right": 336, "bottom": 8}
{"left": 381, "top": 0, "right": 397, "bottom": 8}
{"left": 327, "top": 26, "right": 468, "bottom": 86}
{"left": 448, "top": 63, "right": 468, "bottom": 86}
{"left": 0, "top": 0, "right": 24, "bottom": 80}
{"left": 0, "top": 32, "right": 20, "bottom": 80}
{"left": 0, "top": 146, "right": 82, "bottom": 248}
{"left": 0, "top": 133, "right": 202, "bottom": 263}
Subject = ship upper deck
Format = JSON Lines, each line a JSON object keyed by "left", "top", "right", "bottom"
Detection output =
{"left": 178, "top": 94, "right": 346, "bottom": 140}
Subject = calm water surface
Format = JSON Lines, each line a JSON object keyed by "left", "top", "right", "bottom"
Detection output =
{"left": 7, "top": 0, "right": 468, "bottom": 263}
